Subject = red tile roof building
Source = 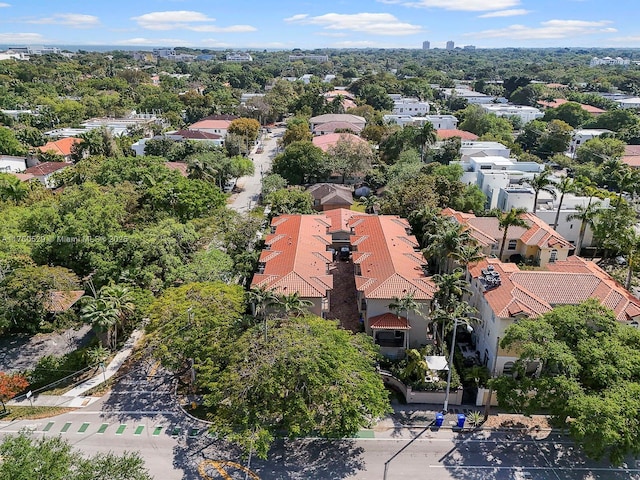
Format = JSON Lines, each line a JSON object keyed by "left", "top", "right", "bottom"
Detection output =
{"left": 537, "top": 98, "right": 606, "bottom": 115}
{"left": 38, "top": 137, "right": 81, "bottom": 159}
{"left": 442, "top": 208, "right": 573, "bottom": 266}
{"left": 622, "top": 144, "right": 640, "bottom": 168}
{"left": 350, "top": 215, "right": 436, "bottom": 353}
{"left": 468, "top": 256, "right": 640, "bottom": 374}
{"left": 251, "top": 214, "right": 334, "bottom": 317}
{"left": 436, "top": 129, "right": 479, "bottom": 141}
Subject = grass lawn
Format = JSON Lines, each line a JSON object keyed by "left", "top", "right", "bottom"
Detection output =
{"left": 351, "top": 202, "right": 366, "bottom": 213}
{"left": 0, "top": 406, "right": 75, "bottom": 421}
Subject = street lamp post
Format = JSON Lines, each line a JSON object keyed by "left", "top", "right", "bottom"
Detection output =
{"left": 443, "top": 317, "right": 472, "bottom": 413}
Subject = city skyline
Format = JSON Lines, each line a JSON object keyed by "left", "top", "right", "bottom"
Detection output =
{"left": 1, "top": 0, "right": 639, "bottom": 50}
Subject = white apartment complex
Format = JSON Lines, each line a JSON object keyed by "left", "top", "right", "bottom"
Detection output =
{"left": 481, "top": 104, "right": 544, "bottom": 124}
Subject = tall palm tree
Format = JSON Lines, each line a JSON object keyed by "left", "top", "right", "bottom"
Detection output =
{"left": 450, "top": 242, "right": 484, "bottom": 279}
{"left": 414, "top": 122, "right": 437, "bottom": 162}
{"left": 187, "top": 157, "right": 218, "bottom": 182}
{"left": 80, "top": 298, "right": 119, "bottom": 350}
{"left": 388, "top": 292, "right": 423, "bottom": 322}
{"left": 568, "top": 200, "right": 601, "bottom": 256}
{"left": 432, "top": 269, "right": 470, "bottom": 310}
{"left": 552, "top": 176, "right": 577, "bottom": 229}
{"left": 247, "top": 286, "right": 279, "bottom": 340}
{"left": 424, "top": 222, "right": 470, "bottom": 274}
{"left": 621, "top": 231, "right": 640, "bottom": 290}
{"left": 610, "top": 162, "right": 640, "bottom": 211}
{"left": 408, "top": 205, "right": 444, "bottom": 247}
{"left": 274, "top": 292, "right": 314, "bottom": 317}
{"left": 429, "top": 299, "right": 476, "bottom": 355}
{"left": 529, "top": 169, "right": 556, "bottom": 214}
{"left": 100, "top": 285, "right": 135, "bottom": 349}
{"left": 495, "top": 208, "right": 529, "bottom": 260}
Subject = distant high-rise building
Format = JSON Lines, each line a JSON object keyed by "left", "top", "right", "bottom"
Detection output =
{"left": 446, "top": 41, "right": 455, "bottom": 50}
{"left": 422, "top": 41, "right": 430, "bottom": 50}
{"left": 463, "top": 45, "right": 476, "bottom": 50}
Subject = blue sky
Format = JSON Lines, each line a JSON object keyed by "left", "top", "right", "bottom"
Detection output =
{"left": 1, "top": 0, "right": 639, "bottom": 49}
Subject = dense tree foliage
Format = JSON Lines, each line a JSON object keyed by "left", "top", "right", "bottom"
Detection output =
{"left": 493, "top": 300, "right": 640, "bottom": 464}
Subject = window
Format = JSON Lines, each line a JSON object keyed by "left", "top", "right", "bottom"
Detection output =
{"left": 550, "top": 249, "right": 558, "bottom": 262}
{"left": 507, "top": 240, "right": 517, "bottom": 250}
{"left": 502, "top": 362, "right": 514, "bottom": 376}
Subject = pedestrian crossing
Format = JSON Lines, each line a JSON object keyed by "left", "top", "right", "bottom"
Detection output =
{"left": 34, "top": 421, "right": 206, "bottom": 438}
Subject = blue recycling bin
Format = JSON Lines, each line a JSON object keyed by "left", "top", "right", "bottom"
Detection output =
{"left": 457, "top": 413, "right": 466, "bottom": 428}
{"left": 435, "top": 412, "right": 444, "bottom": 427}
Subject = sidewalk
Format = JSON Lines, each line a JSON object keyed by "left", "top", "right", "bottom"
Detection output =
{"left": 7, "top": 330, "right": 143, "bottom": 409}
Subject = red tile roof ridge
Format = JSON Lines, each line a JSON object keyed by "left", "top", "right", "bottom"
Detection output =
{"left": 369, "top": 313, "right": 411, "bottom": 330}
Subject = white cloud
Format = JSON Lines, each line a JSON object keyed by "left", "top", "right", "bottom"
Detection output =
{"left": 0, "top": 32, "right": 46, "bottom": 43}
{"left": 113, "top": 37, "right": 192, "bottom": 46}
{"left": 467, "top": 19, "right": 616, "bottom": 39}
{"left": 27, "top": 13, "right": 100, "bottom": 28}
{"left": 131, "top": 10, "right": 255, "bottom": 32}
{"left": 316, "top": 32, "right": 349, "bottom": 38}
{"left": 284, "top": 12, "right": 422, "bottom": 36}
{"left": 378, "top": 0, "right": 520, "bottom": 11}
{"left": 478, "top": 9, "right": 530, "bottom": 18}
{"left": 0, "top": 3, "right": 11, "bottom": 7}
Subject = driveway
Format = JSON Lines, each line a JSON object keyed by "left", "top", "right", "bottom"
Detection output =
{"left": 0, "top": 325, "right": 93, "bottom": 372}
{"left": 230, "top": 127, "right": 284, "bottom": 213}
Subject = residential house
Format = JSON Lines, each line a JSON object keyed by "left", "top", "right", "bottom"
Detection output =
{"left": 439, "top": 87, "right": 502, "bottom": 104}
{"left": 37, "top": 137, "right": 81, "bottom": 161}
{"left": 226, "top": 52, "right": 252, "bottom": 62}
{"left": 131, "top": 129, "right": 224, "bottom": 156}
{"left": 311, "top": 132, "right": 368, "bottom": 152}
{"left": 537, "top": 98, "right": 605, "bottom": 116}
{"left": 468, "top": 257, "right": 640, "bottom": 375}
{"left": 313, "top": 121, "right": 363, "bottom": 135}
{"left": 23, "top": 162, "right": 72, "bottom": 188}
{"left": 350, "top": 215, "right": 436, "bottom": 358}
{"left": 622, "top": 144, "right": 640, "bottom": 169}
{"left": 383, "top": 114, "right": 458, "bottom": 130}
{"left": 392, "top": 97, "right": 430, "bottom": 115}
{"left": 459, "top": 141, "right": 511, "bottom": 161}
{"left": 251, "top": 214, "right": 333, "bottom": 318}
{"left": 323, "top": 208, "right": 367, "bottom": 249}
{"left": 45, "top": 290, "right": 85, "bottom": 314}
{"left": 0, "top": 155, "right": 28, "bottom": 173}
{"left": 452, "top": 156, "right": 543, "bottom": 209}
{"left": 569, "top": 129, "right": 612, "bottom": 156}
{"left": 323, "top": 90, "right": 357, "bottom": 111}
{"left": 480, "top": 104, "right": 544, "bottom": 124}
{"left": 309, "top": 114, "right": 366, "bottom": 135}
{"left": 443, "top": 208, "right": 573, "bottom": 265}
{"left": 616, "top": 97, "right": 640, "bottom": 109}
{"left": 307, "top": 183, "right": 354, "bottom": 211}
{"left": 187, "top": 119, "right": 232, "bottom": 137}
{"left": 437, "top": 129, "right": 478, "bottom": 141}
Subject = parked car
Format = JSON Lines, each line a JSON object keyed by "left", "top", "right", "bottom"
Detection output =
{"left": 616, "top": 256, "right": 627, "bottom": 266}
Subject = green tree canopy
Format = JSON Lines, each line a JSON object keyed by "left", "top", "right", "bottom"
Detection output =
{"left": 493, "top": 299, "right": 640, "bottom": 464}
{"left": 271, "top": 141, "right": 329, "bottom": 185}
{"left": 204, "top": 315, "right": 390, "bottom": 458}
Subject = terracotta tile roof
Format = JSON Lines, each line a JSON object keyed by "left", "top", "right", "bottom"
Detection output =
{"left": 537, "top": 98, "right": 605, "bottom": 114}
{"left": 174, "top": 129, "right": 222, "bottom": 140}
{"left": 24, "top": 162, "right": 72, "bottom": 176}
{"left": 312, "top": 132, "right": 368, "bottom": 152}
{"left": 369, "top": 313, "right": 411, "bottom": 330}
{"left": 188, "top": 119, "right": 231, "bottom": 130}
{"left": 622, "top": 145, "right": 640, "bottom": 168}
{"left": 38, "top": 137, "right": 81, "bottom": 156}
{"left": 443, "top": 208, "right": 572, "bottom": 250}
{"left": 350, "top": 215, "right": 436, "bottom": 300}
{"left": 251, "top": 214, "right": 333, "bottom": 298}
{"left": 164, "top": 162, "right": 189, "bottom": 177}
{"left": 10, "top": 173, "right": 35, "bottom": 182}
{"left": 323, "top": 208, "right": 367, "bottom": 233}
{"left": 45, "top": 290, "right": 84, "bottom": 313}
{"left": 437, "top": 129, "right": 478, "bottom": 141}
{"left": 470, "top": 257, "right": 640, "bottom": 322}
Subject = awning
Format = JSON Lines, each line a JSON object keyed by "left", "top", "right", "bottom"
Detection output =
{"left": 425, "top": 355, "right": 449, "bottom": 371}
{"left": 369, "top": 313, "right": 411, "bottom": 330}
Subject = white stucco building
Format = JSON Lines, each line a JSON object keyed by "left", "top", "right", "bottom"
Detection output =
{"left": 391, "top": 97, "right": 430, "bottom": 115}
{"left": 481, "top": 104, "right": 544, "bottom": 124}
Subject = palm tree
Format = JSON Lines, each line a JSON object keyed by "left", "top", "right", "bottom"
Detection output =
{"left": 187, "top": 157, "right": 218, "bottom": 182}
{"left": 432, "top": 269, "right": 470, "bottom": 309}
{"left": 359, "top": 194, "right": 379, "bottom": 214}
{"left": 424, "top": 222, "right": 470, "bottom": 274}
{"left": 408, "top": 205, "right": 444, "bottom": 247}
{"left": 621, "top": 231, "right": 640, "bottom": 290}
{"left": 274, "top": 292, "right": 314, "bottom": 317}
{"left": 529, "top": 169, "right": 556, "bottom": 214}
{"left": 388, "top": 291, "right": 423, "bottom": 322}
{"left": 552, "top": 176, "right": 577, "bottom": 229}
{"left": 414, "top": 122, "right": 437, "bottom": 162}
{"left": 609, "top": 161, "right": 640, "bottom": 210}
{"left": 402, "top": 348, "right": 429, "bottom": 383}
{"left": 0, "top": 177, "right": 29, "bottom": 205}
{"left": 495, "top": 208, "right": 529, "bottom": 260}
{"left": 100, "top": 285, "right": 135, "bottom": 349}
{"left": 80, "top": 298, "right": 119, "bottom": 350}
{"left": 568, "top": 200, "right": 601, "bottom": 256}
{"left": 429, "top": 299, "right": 476, "bottom": 355}
{"left": 450, "top": 242, "right": 484, "bottom": 279}
{"left": 247, "top": 286, "right": 279, "bottom": 340}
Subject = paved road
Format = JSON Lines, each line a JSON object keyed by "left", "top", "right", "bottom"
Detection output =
{"left": 230, "top": 127, "right": 284, "bottom": 213}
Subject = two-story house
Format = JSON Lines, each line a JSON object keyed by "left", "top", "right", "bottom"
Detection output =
{"left": 443, "top": 208, "right": 573, "bottom": 266}
{"left": 350, "top": 215, "right": 436, "bottom": 358}
{"left": 251, "top": 214, "right": 334, "bottom": 317}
